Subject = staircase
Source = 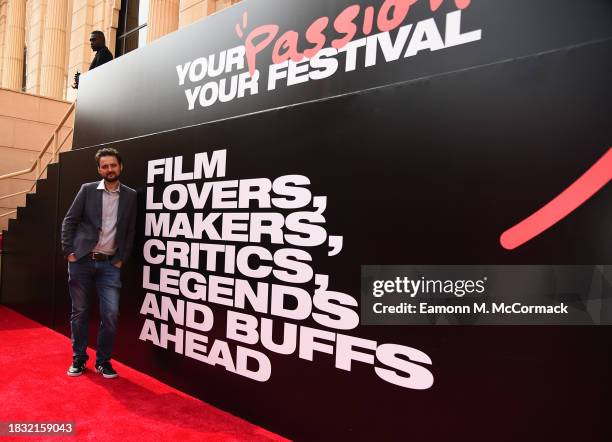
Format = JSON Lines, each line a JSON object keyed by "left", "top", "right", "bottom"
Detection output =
{"left": 0, "top": 101, "right": 75, "bottom": 226}
{"left": 0, "top": 162, "right": 61, "bottom": 327}
{"left": 0, "top": 102, "right": 75, "bottom": 327}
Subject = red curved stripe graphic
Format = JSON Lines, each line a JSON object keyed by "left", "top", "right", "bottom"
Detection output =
{"left": 500, "top": 147, "right": 612, "bottom": 250}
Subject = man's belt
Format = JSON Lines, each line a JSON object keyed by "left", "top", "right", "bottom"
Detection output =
{"left": 89, "top": 252, "right": 114, "bottom": 261}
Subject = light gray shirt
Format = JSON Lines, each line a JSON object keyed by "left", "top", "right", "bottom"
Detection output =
{"left": 92, "top": 179, "right": 120, "bottom": 255}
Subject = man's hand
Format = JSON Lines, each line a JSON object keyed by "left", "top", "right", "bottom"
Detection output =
{"left": 113, "top": 260, "right": 123, "bottom": 269}
{"left": 67, "top": 253, "right": 77, "bottom": 263}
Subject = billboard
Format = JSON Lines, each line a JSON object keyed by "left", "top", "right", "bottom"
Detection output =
{"left": 54, "top": 41, "right": 612, "bottom": 439}
{"left": 74, "top": 0, "right": 612, "bottom": 147}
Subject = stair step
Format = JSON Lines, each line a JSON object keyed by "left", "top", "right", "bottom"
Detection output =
{"left": 16, "top": 206, "right": 28, "bottom": 220}
{"left": 47, "top": 162, "right": 60, "bottom": 175}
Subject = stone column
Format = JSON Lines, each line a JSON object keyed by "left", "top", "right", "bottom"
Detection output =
{"left": 1, "top": 0, "right": 26, "bottom": 91}
{"left": 0, "top": 0, "right": 8, "bottom": 80}
{"left": 39, "top": 0, "right": 68, "bottom": 99}
{"left": 147, "top": 0, "right": 179, "bottom": 43}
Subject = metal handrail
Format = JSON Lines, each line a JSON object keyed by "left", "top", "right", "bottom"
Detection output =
{"left": 0, "top": 127, "right": 74, "bottom": 204}
{"left": 0, "top": 101, "right": 76, "bottom": 220}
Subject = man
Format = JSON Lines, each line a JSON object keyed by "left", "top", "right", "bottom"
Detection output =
{"left": 61, "top": 148, "right": 137, "bottom": 378}
{"left": 72, "top": 30, "right": 114, "bottom": 89}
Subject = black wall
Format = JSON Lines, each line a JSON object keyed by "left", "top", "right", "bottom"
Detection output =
{"left": 56, "top": 40, "right": 612, "bottom": 440}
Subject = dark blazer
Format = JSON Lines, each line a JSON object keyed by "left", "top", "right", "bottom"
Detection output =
{"left": 89, "top": 46, "right": 113, "bottom": 71}
{"left": 61, "top": 181, "right": 137, "bottom": 265}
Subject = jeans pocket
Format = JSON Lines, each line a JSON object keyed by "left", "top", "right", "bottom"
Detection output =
{"left": 109, "top": 261, "right": 121, "bottom": 271}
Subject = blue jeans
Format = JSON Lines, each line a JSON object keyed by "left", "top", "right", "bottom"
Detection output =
{"left": 68, "top": 257, "right": 121, "bottom": 365}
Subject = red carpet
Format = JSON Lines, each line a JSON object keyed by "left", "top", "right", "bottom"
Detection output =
{"left": 0, "top": 305, "right": 288, "bottom": 441}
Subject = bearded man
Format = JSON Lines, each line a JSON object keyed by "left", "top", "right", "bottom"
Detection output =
{"left": 61, "top": 148, "right": 137, "bottom": 378}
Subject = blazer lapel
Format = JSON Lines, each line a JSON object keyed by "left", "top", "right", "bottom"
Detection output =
{"left": 117, "top": 184, "right": 127, "bottom": 227}
{"left": 95, "top": 187, "right": 103, "bottom": 228}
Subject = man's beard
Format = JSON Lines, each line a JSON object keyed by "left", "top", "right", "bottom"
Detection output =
{"left": 104, "top": 174, "right": 119, "bottom": 183}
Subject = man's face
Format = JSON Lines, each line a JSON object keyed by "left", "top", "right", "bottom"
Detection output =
{"left": 90, "top": 34, "right": 104, "bottom": 51}
{"left": 97, "top": 156, "right": 122, "bottom": 183}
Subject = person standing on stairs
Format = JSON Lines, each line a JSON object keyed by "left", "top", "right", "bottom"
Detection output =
{"left": 61, "top": 148, "right": 137, "bottom": 378}
{"left": 72, "top": 30, "right": 114, "bottom": 89}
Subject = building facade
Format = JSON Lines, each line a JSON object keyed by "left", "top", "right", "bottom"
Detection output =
{"left": 0, "top": 0, "right": 241, "bottom": 102}
{"left": 0, "top": 0, "right": 239, "bottom": 227}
